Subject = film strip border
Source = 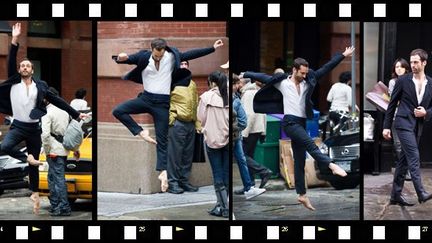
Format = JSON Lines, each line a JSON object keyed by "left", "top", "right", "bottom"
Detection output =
{"left": 1, "top": 1, "right": 432, "bottom": 19}
{"left": 1, "top": 222, "right": 432, "bottom": 241}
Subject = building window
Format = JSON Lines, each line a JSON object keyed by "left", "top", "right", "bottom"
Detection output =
{"left": 27, "top": 21, "right": 60, "bottom": 38}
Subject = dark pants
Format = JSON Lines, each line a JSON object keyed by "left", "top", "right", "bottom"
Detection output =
{"left": 392, "top": 127, "right": 426, "bottom": 199}
{"left": 281, "top": 115, "right": 332, "bottom": 195}
{"left": 206, "top": 144, "right": 229, "bottom": 189}
{"left": 0, "top": 120, "right": 41, "bottom": 192}
{"left": 167, "top": 120, "right": 195, "bottom": 187}
{"left": 243, "top": 133, "right": 270, "bottom": 182}
{"left": 112, "top": 91, "right": 170, "bottom": 171}
{"left": 47, "top": 156, "right": 70, "bottom": 213}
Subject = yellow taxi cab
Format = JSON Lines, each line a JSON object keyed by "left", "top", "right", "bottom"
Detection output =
{"left": 38, "top": 127, "right": 92, "bottom": 203}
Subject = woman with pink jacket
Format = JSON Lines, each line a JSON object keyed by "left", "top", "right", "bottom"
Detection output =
{"left": 197, "top": 71, "right": 229, "bottom": 218}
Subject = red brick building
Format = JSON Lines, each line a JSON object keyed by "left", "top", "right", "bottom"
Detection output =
{"left": 97, "top": 21, "right": 228, "bottom": 124}
{"left": 0, "top": 21, "right": 92, "bottom": 121}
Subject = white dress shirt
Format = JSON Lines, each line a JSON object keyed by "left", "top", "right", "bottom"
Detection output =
{"left": 70, "top": 99, "right": 89, "bottom": 111}
{"left": 274, "top": 77, "right": 308, "bottom": 118}
{"left": 141, "top": 52, "right": 174, "bottom": 95}
{"left": 327, "top": 82, "right": 352, "bottom": 112}
{"left": 413, "top": 77, "right": 428, "bottom": 105}
{"left": 10, "top": 80, "right": 39, "bottom": 123}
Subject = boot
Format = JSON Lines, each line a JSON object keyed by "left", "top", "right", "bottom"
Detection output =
{"left": 208, "top": 202, "right": 221, "bottom": 216}
{"left": 216, "top": 185, "right": 229, "bottom": 218}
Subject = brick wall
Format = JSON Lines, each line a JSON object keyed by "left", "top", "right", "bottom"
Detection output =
{"left": 98, "top": 21, "right": 228, "bottom": 123}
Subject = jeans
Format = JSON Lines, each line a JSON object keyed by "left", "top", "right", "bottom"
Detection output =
{"left": 206, "top": 144, "right": 229, "bottom": 188}
{"left": 233, "top": 138, "right": 253, "bottom": 191}
{"left": 0, "top": 120, "right": 41, "bottom": 192}
{"left": 47, "top": 156, "right": 71, "bottom": 213}
{"left": 112, "top": 91, "right": 170, "bottom": 171}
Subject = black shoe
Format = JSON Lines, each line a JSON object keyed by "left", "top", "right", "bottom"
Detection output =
{"left": 167, "top": 185, "right": 184, "bottom": 194}
{"left": 50, "top": 210, "right": 71, "bottom": 216}
{"left": 390, "top": 196, "right": 414, "bottom": 206}
{"left": 259, "top": 171, "right": 272, "bottom": 188}
{"left": 180, "top": 184, "right": 198, "bottom": 192}
{"left": 234, "top": 188, "right": 244, "bottom": 195}
{"left": 418, "top": 193, "right": 432, "bottom": 204}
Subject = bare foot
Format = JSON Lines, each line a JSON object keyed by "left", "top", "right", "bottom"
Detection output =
{"left": 329, "top": 163, "right": 347, "bottom": 177}
{"left": 139, "top": 130, "right": 157, "bottom": 144}
{"left": 27, "top": 154, "right": 43, "bottom": 166}
{"left": 30, "top": 193, "right": 40, "bottom": 214}
{"left": 298, "top": 195, "right": 316, "bottom": 211}
{"left": 158, "top": 170, "right": 168, "bottom": 192}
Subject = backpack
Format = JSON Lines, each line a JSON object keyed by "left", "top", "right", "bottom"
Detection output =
{"left": 51, "top": 119, "right": 84, "bottom": 151}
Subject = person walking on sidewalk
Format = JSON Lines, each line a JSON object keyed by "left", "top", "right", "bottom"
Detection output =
{"left": 241, "top": 46, "right": 354, "bottom": 210}
{"left": 232, "top": 75, "right": 266, "bottom": 199}
{"left": 383, "top": 49, "right": 432, "bottom": 206}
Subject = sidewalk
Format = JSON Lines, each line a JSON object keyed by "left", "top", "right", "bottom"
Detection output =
{"left": 233, "top": 166, "right": 360, "bottom": 220}
{"left": 98, "top": 185, "right": 225, "bottom": 220}
{"left": 364, "top": 168, "right": 432, "bottom": 220}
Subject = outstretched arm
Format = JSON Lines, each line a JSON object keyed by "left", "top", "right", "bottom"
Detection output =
{"left": 243, "top": 72, "right": 275, "bottom": 85}
{"left": 8, "top": 23, "right": 21, "bottom": 77}
{"left": 114, "top": 50, "right": 145, "bottom": 65}
{"left": 180, "top": 39, "right": 223, "bottom": 61}
{"left": 315, "top": 46, "right": 355, "bottom": 80}
{"left": 45, "top": 87, "right": 89, "bottom": 121}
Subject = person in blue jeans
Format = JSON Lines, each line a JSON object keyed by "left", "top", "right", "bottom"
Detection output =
{"left": 232, "top": 75, "right": 266, "bottom": 200}
{"left": 198, "top": 71, "right": 229, "bottom": 218}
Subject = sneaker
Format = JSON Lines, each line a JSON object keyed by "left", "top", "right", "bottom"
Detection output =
{"left": 234, "top": 188, "right": 244, "bottom": 195}
{"left": 244, "top": 187, "right": 266, "bottom": 200}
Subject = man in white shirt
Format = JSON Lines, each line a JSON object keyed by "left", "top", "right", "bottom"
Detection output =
{"left": 113, "top": 38, "right": 223, "bottom": 192}
{"left": 243, "top": 46, "right": 354, "bottom": 210}
{"left": 327, "top": 71, "right": 352, "bottom": 126}
{"left": 0, "top": 23, "right": 89, "bottom": 214}
{"left": 383, "top": 48, "right": 432, "bottom": 206}
{"left": 70, "top": 88, "right": 89, "bottom": 111}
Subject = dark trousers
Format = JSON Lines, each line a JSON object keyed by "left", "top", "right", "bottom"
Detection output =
{"left": 206, "top": 144, "right": 229, "bottom": 188}
{"left": 392, "top": 127, "right": 426, "bottom": 199}
{"left": 281, "top": 115, "right": 332, "bottom": 195}
{"left": 0, "top": 120, "right": 41, "bottom": 192}
{"left": 167, "top": 120, "right": 195, "bottom": 187}
{"left": 47, "top": 156, "right": 70, "bottom": 212}
{"left": 243, "top": 133, "right": 270, "bottom": 182}
{"left": 112, "top": 91, "right": 170, "bottom": 171}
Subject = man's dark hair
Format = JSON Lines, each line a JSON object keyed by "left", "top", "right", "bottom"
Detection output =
{"left": 292, "top": 58, "right": 309, "bottom": 70}
{"left": 75, "top": 88, "right": 87, "bottom": 99}
{"left": 181, "top": 60, "right": 189, "bottom": 65}
{"left": 151, "top": 38, "right": 167, "bottom": 51}
{"left": 339, "top": 71, "right": 352, "bottom": 84}
{"left": 410, "top": 48, "right": 428, "bottom": 62}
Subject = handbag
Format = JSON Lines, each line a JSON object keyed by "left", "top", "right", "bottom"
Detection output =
{"left": 193, "top": 132, "right": 206, "bottom": 163}
{"left": 365, "top": 81, "right": 390, "bottom": 112}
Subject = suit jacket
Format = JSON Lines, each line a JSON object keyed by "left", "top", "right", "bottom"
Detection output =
{"left": 0, "top": 43, "right": 79, "bottom": 120}
{"left": 115, "top": 46, "right": 215, "bottom": 90}
{"left": 384, "top": 73, "right": 432, "bottom": 131}
{"left": 244, "top": 53, "right": 345, "bottom": 119}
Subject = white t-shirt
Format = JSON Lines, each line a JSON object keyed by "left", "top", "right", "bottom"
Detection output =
{"left": 141, "top": 52, "right": 174, "bottom": 95}
{"left": 70, "top": 99, "right": 88, "bottom": 111}
{"left": 327, "top": 82, "right": 352, "bottom": 112}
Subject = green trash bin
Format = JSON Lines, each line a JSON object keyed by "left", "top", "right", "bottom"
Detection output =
{"left": 265, "top": 115, "right": 280, "bottom": 143}
{"left": 253, "top": 141, "right": 280, "bottom": 179}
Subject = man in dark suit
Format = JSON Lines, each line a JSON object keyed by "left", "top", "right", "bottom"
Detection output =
{"left": 383, "top": 48, "right": 432, "bottom": 206}
{"left": 113, "top": 38, "right": 223, "bottom": 192}
{"left": 242, "top": 46, "right": 354, "bottom": 211}
{"left": 0, "top": 23, "right": 89, "bottom": 214}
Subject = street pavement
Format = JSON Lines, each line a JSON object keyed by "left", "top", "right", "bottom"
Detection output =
{"left": 233, "top": 166, "right": 360, "bottom": 220}
{"left": 364, "top": 168, "right": 432, "bottom": 220}
{"left": 98, "top": 185, "right": 226, "bottom": 220}
{"left": 0, "top": 189, "right": 92, "bottom": 220}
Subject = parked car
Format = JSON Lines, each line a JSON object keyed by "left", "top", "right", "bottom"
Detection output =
{"left": 316, "top": 113, "right": 360, "bottom": 190}
{"left": 38, "top": 117, "right": 92, "bottom": 203}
